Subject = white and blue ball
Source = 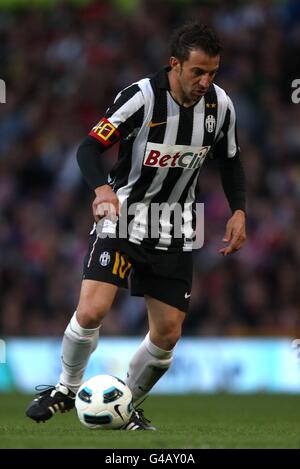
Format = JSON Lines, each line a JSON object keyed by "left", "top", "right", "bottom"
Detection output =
{"left": 75, "top": 374, "right": 133, "bottom": 429}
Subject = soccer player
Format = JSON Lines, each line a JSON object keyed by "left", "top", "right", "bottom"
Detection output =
{"left": 26, "top": 22, "right": 246, "bottom": 430}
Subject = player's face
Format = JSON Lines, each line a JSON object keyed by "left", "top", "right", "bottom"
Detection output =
{"left": 171, "top": 49, "right": 220, "bottom": 103}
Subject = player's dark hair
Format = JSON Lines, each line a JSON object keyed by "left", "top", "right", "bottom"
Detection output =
{"left": 170, "top": 22, "right": 222, "bottom": 62}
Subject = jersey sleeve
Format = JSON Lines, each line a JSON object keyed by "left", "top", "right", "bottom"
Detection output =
{"left": 213, "top": 95, "right": 246, "bottom": 213}
{"left": 213, "top": 95, "right": 240, "bottom": 160}
{"left": 225, "top": 96, "right": 239, "bottom": 158}
{"left": 88, "top": 84, "right": 144, "bottom": 147}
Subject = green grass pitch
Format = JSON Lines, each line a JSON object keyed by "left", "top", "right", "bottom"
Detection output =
{"left": 0, "top": 393, "right": 300, "bottom": 448}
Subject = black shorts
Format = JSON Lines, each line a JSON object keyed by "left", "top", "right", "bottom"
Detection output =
{"left": 83, "top": 235, "right": 193, "bottom": 313}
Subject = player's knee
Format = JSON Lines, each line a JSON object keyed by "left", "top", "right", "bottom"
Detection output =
{"left": 154, "top": 323, "right": 182, "bottom": 350}
{"left": 164, "top": 330, "right": 182, "bottom": 349}
{"left": 76, "top": 302, "right": 110, "bottom": 328}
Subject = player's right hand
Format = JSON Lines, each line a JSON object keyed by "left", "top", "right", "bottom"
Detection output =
{"left": 219, "top": 209, "right": 246, "bottom": 256}
{"left": 92, "top": 184, "right": 120, "bottom": 223}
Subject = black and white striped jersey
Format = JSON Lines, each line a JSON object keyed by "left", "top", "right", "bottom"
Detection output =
{"left": 87, "top": 66, "right": 240, "bottom": 252}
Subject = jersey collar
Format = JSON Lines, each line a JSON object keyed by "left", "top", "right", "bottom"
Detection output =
{"left": 153, "top": 66, "right": 171, "bottom": 90}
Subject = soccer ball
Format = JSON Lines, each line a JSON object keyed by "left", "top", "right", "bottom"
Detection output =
{"left": 75, "top": 374, "right": 133, "bottom": 429}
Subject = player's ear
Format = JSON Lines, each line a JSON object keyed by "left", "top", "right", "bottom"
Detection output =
{"left": 170, "top": 56, "right": 181, "bottom": 73}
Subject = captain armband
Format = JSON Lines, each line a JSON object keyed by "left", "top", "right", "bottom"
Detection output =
{"left": 89, "top": 118, "right": 121, "bottom": 147}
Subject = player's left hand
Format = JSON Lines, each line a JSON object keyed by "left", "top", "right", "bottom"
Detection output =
{"left": 219, "top": 209, "right": 246, "bottom": 256}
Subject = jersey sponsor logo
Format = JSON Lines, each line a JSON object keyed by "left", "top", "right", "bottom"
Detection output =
{"left": 99, "top": 251, "right": 111, "bottom": 266}
{"left": 205, "top": 114, "right": 216, "bottom": 133}
{"left": 143, "top": 143, "right": 210, "bottom": 170}
{"left": 89, "top": 118, "right": 120, "bottom": 146}
{"left": 148, "top": 121, "right": 167, "bottom": 127}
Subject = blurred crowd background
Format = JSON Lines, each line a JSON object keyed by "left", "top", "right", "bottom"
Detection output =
{"left": 1, "top": 0, "right": 300, "bottom": 337}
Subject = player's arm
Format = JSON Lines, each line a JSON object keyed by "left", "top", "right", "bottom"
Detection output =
{"left": 213, "top": 96, "right": 246, "bottom": 256}
{"left": 77, "top": 132, "right": 120, "bottom": 222}
{"left": 76, "top": 85, "right": 144, "bottom": 221}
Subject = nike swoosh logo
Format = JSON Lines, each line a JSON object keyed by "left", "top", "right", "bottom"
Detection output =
{"left": 148, "top": 121, "right": 167, "bottom": 127}
{"left": 185, "top": 293, "right": 191, "bottom": 299}
{"left": 114, "top": 404, "right": 124, "bottom": 421}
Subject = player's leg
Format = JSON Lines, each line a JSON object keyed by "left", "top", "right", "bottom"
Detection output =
{"left": 123, "top": 249, "right": 192, "bottom": 430}
{"left": 25, "top": 234, "right": 130, "bottom": 423}
{"left": 125, "top": 249, "right": 192, "bottom": 404}
{"left": 25, "top": 279, "right": 118, "bottom": 423}
{"left": 59, "top": 279, "right": 118, "bottom": 393}
{"left": 126, "top": 297, "right": 185, "bottom": 404}
{"left": 123, "top": 298, "right": 185, "bottom": 430}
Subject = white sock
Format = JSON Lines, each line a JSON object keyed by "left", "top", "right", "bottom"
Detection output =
{"left": 125, "top": 332, "right": 173, "bottom": 404}
{"left": 59, "top": 312, "right": 100, "bottom": 394}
